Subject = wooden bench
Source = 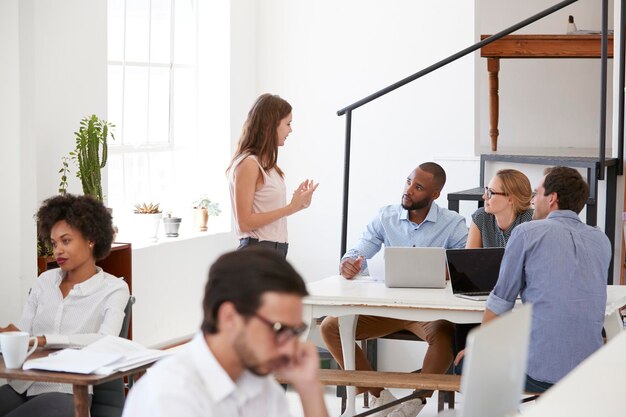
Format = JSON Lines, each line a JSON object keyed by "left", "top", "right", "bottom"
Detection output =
{"left": 278, "top": 369, "right": 542, "bottom": 416}
{"left": 278, "top": 369, "right": 459, "bottom": 413}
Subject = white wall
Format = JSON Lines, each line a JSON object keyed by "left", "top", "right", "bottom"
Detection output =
{"left": 0, "top": 0, "right": 107, "bottom": 324}
{"left": 254, "top": 0, "right": 478, "bottom": 283}
{"left": 0, "top": 0, "right": 32, "bottom": 323}
{"left": 131, "top": 233, "right": 236, "bottom": 346}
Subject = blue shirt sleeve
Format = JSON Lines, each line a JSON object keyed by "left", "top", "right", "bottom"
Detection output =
{"left": 485, "top": 226, "right": 526, "bottom": 314}
{"left": 343, "top": 208, "right": 387, "bottom": 271}
{"left": 447, "top": 216, "right": 469, "bottom": 249}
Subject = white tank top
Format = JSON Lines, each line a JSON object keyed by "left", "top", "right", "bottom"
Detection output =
{"left": 228, "top": 154, "right": 288, "bottom": 243}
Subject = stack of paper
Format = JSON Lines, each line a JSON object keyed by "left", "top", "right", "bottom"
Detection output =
{"left": 23, "top": 335, "right": 170, "bottom": 375}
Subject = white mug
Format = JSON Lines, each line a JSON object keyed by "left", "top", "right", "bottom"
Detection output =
{"left": 0, "top": 331, "right": 38, "bottom": 369}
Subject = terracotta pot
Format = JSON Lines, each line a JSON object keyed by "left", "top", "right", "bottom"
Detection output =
{"left": 193, "top": 208, "right": 209, "bottom": 231}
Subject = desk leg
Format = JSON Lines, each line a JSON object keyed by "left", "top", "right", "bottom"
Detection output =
{"left": 488, "top": 57, "right": 500, "bottom": 151}
{"left": 604, "top": 311, "right": 623, "bottom": 341}
{"left": 339, "top": 315, "right": 358, "bottom": 417}
{"left": 72, "top": 385, "right": 89, "bottom": 417}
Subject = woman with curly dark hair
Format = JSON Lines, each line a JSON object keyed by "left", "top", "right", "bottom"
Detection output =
{"left": 0, "top": 194, "right": 129, "bottom": 417}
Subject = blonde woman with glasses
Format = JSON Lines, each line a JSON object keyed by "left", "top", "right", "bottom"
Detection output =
{"left": 454, "top": 169, "right": 534, "bottom": 369}
{"left": 466, "top": 169, "right": 534, "bottom": 249}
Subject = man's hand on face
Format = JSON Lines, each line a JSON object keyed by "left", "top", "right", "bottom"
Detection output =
{"left": 274, "top": 341, "right": 321, "bottom": 394}
{"left": 339, "top": 256, "right": 363, "bottom": 279}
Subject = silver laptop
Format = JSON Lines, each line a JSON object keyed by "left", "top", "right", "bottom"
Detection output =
{"left": 438, "top": 304, "right": 532, "bottom": 417}
{"left": 446, "top": 248, "right": 505, "bottom": 301}
{"left": 383, "top": 247, "right": 446, "bottom": 288}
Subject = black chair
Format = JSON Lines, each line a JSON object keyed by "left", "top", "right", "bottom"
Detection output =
{"left": 90, "top": 296, "right": 135, "bottom": 417}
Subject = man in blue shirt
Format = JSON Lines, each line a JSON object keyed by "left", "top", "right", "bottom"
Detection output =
{"left": 320, "top": 162, "right": 468, "bottom": 417}
{"left": 460, "top": 166, "right": 610, "bottom": 393}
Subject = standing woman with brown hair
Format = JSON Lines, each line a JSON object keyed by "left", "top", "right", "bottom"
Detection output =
{"left": 227, "top": 94, "right": 318, "bottom": 257}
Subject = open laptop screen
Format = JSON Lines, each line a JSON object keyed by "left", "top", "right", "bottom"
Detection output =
{"left": 446, "top": 248, "right": 505, "bottom": 294}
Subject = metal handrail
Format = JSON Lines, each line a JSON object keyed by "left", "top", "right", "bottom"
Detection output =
{"left": 335, "top": 0, "right": 625, "bottom": 258}
{"left": 337, "top": 0, "right": 578, "bottom": 116}
{"left": 618, "top": 0, "right": 625, "bottom": 176}
{"left": 599, "top": 0, "right": 608, "bottom": 180}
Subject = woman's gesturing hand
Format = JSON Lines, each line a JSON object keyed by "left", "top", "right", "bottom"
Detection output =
{"left": 290, "top": 179, "right": 319, "bottom": 212}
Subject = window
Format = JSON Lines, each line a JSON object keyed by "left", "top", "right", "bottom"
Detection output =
{"left": 107, "top": 0, "right": 230, "bottom": 237}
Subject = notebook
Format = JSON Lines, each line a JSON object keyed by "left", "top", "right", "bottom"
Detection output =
{"left": 383, "top": 247, "right": 447, "bottom": 289}
{"left": 446, "top": 248, "right": 505, "bottom": 301}
{"left": 437, "top": 304, "right": 532, "bottom": 417}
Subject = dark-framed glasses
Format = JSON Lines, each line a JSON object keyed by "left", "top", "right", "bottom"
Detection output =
{"left": 484, "top": 187, "right": 507, "bottom": 199}
{"left": 254, "top": 314, "right": 308, "bottom": 344}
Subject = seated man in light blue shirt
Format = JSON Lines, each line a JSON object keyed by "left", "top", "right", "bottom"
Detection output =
{"left": 456, "top": 166, "right": 611, "bottom": 394}
{"left": 321, "top": 162, "right": 468, "bottom": 417}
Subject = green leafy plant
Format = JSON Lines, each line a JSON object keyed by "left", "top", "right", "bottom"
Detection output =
{"left": 58, "top": 115, "right": 115, "bottom": 201}
{"left": 134, "top": 202, "right": 162, "bottom": 214}
{"left": 193, "top": 195, "right": 221, "bottom": 216}
{"left": 58, "top": 156, "right": 70, "bottom": 195}
{"left": 37, "top": 238, "right": 54, "bottom": 258}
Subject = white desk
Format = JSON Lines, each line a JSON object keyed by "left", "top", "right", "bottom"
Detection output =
{"left": 302, "top": 276, "right": 626, "bottom": 417}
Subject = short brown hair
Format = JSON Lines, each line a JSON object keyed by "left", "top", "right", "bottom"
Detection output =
{"left": 201, "top": 247, "right": 308, "bottom": 335}
{"left": 496, "top": 169, "right": 532, "bottom": 215}
{"left": 542, "top": 166, "right": 589, "bottom": 214}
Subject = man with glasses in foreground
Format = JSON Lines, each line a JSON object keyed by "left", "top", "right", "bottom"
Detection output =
{"left": 122, "top": 248, "right": 328, "bottom": 417}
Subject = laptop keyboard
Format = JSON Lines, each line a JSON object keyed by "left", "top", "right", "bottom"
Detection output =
{"left": 462, "top": 291, "right": 490, "bottom": 296}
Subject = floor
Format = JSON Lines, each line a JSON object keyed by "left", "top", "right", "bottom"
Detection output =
{"left": 286, "top": 387, "right": 537, "bottom": 417}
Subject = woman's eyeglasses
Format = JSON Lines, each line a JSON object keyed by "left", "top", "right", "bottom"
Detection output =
{"left": 484, "top": 187, "right": 507, "bottom": 199}
{"left": 254, "top": 314, "right": 308, "bottom": 344}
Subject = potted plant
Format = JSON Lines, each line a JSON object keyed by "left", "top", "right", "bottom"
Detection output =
{"left": 37, "top": 238, "right": 54, "bottom": 274}
{"left": 163, "top": 211, "right": 182, "bottom": 238}
{"left": 58, "top": 114, "right": 115, "bottom": 202}
{"left": 133, "top": 202, "right": 162, "bottom": 241}
{"left": 192, "top": 195, "right": 221, "bottom": 231}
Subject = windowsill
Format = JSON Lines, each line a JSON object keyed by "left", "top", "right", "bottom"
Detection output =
{"left": 119, "top": 229, "right": 232, "bottom": 250}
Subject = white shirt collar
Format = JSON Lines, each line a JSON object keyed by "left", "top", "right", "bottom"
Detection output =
{"left": 189, "top": 332, "right": 265, "bottom": 405}
{"left": 53, "top": 266, "right": 106, "bottom": 296}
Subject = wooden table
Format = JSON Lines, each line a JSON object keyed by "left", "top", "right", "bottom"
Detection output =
{"left": 0, "top": 350, "right": 154, "bottom": 417}
{"left": 480, "top": 34, "right": 614, "bottom": 151}
{"left": 302, "top": 275, "right": 626, "bottom": 417}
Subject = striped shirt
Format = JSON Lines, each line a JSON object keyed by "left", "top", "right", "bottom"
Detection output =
{"left": 11, "top": 267, "right": 129, "bottom": 396}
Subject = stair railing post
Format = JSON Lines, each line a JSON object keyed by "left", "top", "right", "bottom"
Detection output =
{"left": 618, "top": 0, "right": 626, "bottom": 175}
{"left": 599, "top": 0, "right": 609, "bottom": 180}
{"left": 340, "top": 110, "right": 352, "bottom": 259}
